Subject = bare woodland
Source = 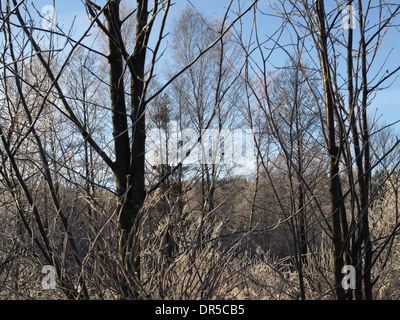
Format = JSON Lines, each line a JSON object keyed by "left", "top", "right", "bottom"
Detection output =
{"left": 1, "top": 0, "right": 400, "bottom": 300}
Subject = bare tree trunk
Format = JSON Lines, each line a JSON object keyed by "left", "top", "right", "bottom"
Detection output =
{"left": 358, "top": 0, "right": 372, "bottom": 299}
{"left": 315, "top": 0, "right": 346, "bottom": 300}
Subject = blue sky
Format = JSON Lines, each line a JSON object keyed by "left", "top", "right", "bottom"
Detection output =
{"left": 27, "top": 0, "right": 400, "bottom": 131}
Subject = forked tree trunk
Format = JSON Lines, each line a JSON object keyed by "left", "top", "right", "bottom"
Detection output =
{"left": 103, "top": 0, "right": 149, "bottom": 297}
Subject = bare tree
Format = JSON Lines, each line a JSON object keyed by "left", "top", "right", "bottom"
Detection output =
{"left": 272, "top": 0, "right": 400, "bottom": 299}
